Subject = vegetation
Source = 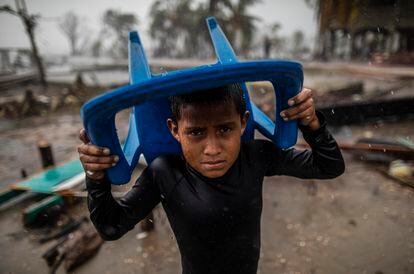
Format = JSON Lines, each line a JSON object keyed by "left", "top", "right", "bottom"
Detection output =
{"left": 149, "top": 0, "right": 262, "bottom": 58}
{"left": 0, "top": 0, "right": 47, "bottom": 87}
{"left": 59, "top": 11, "right": 86, "bottom": 56}
{"left": 102, "top": 9, "right": 139, "bottom": 58}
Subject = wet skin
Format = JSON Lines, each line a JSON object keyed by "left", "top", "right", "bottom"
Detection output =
{"left": 167, "top": 102, "right": 249, "bottom": 179}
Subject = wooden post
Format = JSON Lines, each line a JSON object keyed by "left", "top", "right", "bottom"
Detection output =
{"left": 37, "top": 139, "right": 54, "bottom": 168}
{"left": 20, "top": 168, "right": 27, "bottom": 178}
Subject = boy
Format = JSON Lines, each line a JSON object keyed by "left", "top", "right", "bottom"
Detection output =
{"left": 78, "top": 84, "right": 345, "bottom": 274}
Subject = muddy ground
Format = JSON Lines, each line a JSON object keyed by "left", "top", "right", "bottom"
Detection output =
{"left": 1, "top": 142, "right": 414, "bottom": 274}
{"left": 0, "top": 69, "right": 414, "bottom": 273}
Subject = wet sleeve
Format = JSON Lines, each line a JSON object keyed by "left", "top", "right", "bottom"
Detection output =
{"left": 264, "top": 111, "right": 345, "bottom": 179}
{"left": 86, "top": 167, "right": 160, "bottom": 241}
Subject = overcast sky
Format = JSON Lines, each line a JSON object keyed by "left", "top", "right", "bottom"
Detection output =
{"left": 0, "top": 0, "right": 317, "bottom": 55}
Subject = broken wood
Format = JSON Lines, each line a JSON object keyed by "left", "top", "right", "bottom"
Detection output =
{"left": 296, "top": 138, "right": 414, "bottom": 159}
{"left": 317, "top": 97, "right": 414, "bottom": 125}
{"left": 0, "top": 189, "right": 25, "bottom": 206}
{"left": 45, "top": 221, "right": 104, "bottom": 273}
{"left": 39, "top": 216, "right": 87, "bottom": 243}
{"left": 0, "top": 191, "right": 40, "bottom": 212}
{"left": 23, "top": 195, "right": 64, "bottom": 226}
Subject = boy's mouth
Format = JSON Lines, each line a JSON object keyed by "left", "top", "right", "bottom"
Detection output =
{"left": 202, "top": 160, "right": 226, "bottom": 170}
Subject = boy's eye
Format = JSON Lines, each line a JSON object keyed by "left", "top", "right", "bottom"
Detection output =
{"left": 188, "top": 128, "right": 204, "bottom": 136}
{"left": 219, "top": 127, "right": 232, "bottom": 134}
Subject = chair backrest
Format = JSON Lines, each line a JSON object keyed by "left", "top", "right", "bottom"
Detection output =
{"left": 81, "top": 17, "right": 303, "bottom": 185}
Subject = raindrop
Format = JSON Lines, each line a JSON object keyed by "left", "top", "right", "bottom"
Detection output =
{"left": 377, "top": 27, "right": 380, "bottom": 33}
{"left": 347, "top": 33, "right": 351, "bottom": 39}
{"left": 124, "top": 258, "right": 134, "bottom": 264}
{"left": 331, "top": 109, "right": 335, "bottom": 114}
{"left": 160, "top": 194, "right": 165, "bottom": 199}
{"left": 136, "top": 231, "right": 149, "bottom": 240}
{"left": 390, "top": 90, "right": 394, "bottom": 95}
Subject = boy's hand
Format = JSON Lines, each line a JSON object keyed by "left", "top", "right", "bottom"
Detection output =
{"left": 77, "top": 128, "right": 119, "bottom": 180}
{"left": 279, "top": 88, "right": 320, "bottom": 131}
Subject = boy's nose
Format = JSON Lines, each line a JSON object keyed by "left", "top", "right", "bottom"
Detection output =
{"left": 203, "top": 136, "right": 221, "bottom": 156}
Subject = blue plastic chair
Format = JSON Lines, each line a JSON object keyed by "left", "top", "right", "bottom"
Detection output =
{"left": 81, "top": 17, "right": 303, "bottom": 185}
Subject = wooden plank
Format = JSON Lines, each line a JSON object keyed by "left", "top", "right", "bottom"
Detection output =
{"left": 53, "top": 173, "right": 85, "bottom": 192}
{"left": 0, "top": 192, "right": 40, "bottom": 212}
{"left": 0, "top": 189, "right": 25, "bottom": 205}
{"left": 12, "top": 160, "right": 83, "bottom": 193}
{"left": 318, "top": 97, "right": 414, "bottom": 125}
{"left": 23, "top": 195, "right": 64, "bottom": 225}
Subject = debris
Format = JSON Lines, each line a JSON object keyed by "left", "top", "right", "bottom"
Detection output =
{"left": 0, "top": 189, "right": 25, "bottom": 206}
{"left": 297, "top": 137, "right": 414, "bottom": 160}
{"left": 0, "top": 191, "right": 41, "bottom": 212}
{"left": 44, "top": 220, "right": 104, "bottom": 273}
{"left": 39, "top": 217, "right": 88, "bottom": 243}
{"left": 318, "top": 97, "right": 414, "bottom": 125}
{"left": 23, "top": 195, "right": 64, "bottom": 226}
{"left": 387, "top": 160, "right": 414, "bottom": 188}
{"left": 12, "top": 159, "right": 84, "bottom": 193}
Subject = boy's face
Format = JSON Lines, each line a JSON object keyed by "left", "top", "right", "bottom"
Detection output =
{"left": 167, "top": 102, "right": 249, "bottom": 178}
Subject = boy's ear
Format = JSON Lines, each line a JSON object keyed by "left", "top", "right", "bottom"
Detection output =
{"left": 240, "top": 111, "right": 250, "bottom": 134}
{"left": 167, "top": 118, "right": 181, "bottom": 143}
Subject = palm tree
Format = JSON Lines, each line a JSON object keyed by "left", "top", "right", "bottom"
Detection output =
{"left": 149, "top": 0, "right": 198, "bottom": 57}
{"left": 221, "top": 0, "right": 261, "bottom": 56}
{"left": 102, "top": 9, "right": 138, "bottom": 58}
{"left": 149, "top": 0, "right": 262, "bottom": 58}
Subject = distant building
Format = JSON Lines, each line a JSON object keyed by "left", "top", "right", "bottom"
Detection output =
{"left": 0, "top": 48, "right": 33, "bottom": 73}
{"left": 316, "top": 0, "right": 414, "bottom": 64}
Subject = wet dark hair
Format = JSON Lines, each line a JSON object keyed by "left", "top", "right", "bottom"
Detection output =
{"left": 169, "top": 83, "right": 246, "bottom": 121}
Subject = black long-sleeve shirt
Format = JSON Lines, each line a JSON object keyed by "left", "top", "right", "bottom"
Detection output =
{"left": 86, "top": 113, "right": 345, "bottom": 274}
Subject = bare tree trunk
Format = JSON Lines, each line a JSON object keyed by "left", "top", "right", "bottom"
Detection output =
{"left": 13, "top": 0, "right": 47, "bottom": 87}
{"left": 209, "top": 0, "right": 219, "bottom": 14}
{"left": 24, "top": 16, "right": 47, "bottom": 87}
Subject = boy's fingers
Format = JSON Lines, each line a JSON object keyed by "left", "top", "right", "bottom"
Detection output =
{"left": 288, "top": 107, "right": 315, "bottom": 122}
{"left": 82, "top": 162, "right": 116, "bottom": 171}
{"left": 79, "top": 128, "right": 90, "bottom": 144}
{"left": 78, "top": 143, "right": 111, "bottom": 156}
{"left": 280, "top": 98, "right": 313, "bottom": 119}
{"left": 79, "top": 154, "right": 119, "bottom": 165}
{"left": 288, "top": 88, "right": 312, "bottom": 106}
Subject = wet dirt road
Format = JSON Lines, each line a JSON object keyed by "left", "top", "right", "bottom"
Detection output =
{"left": 1, "top": 151, "right": 414, "bottom": 274}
